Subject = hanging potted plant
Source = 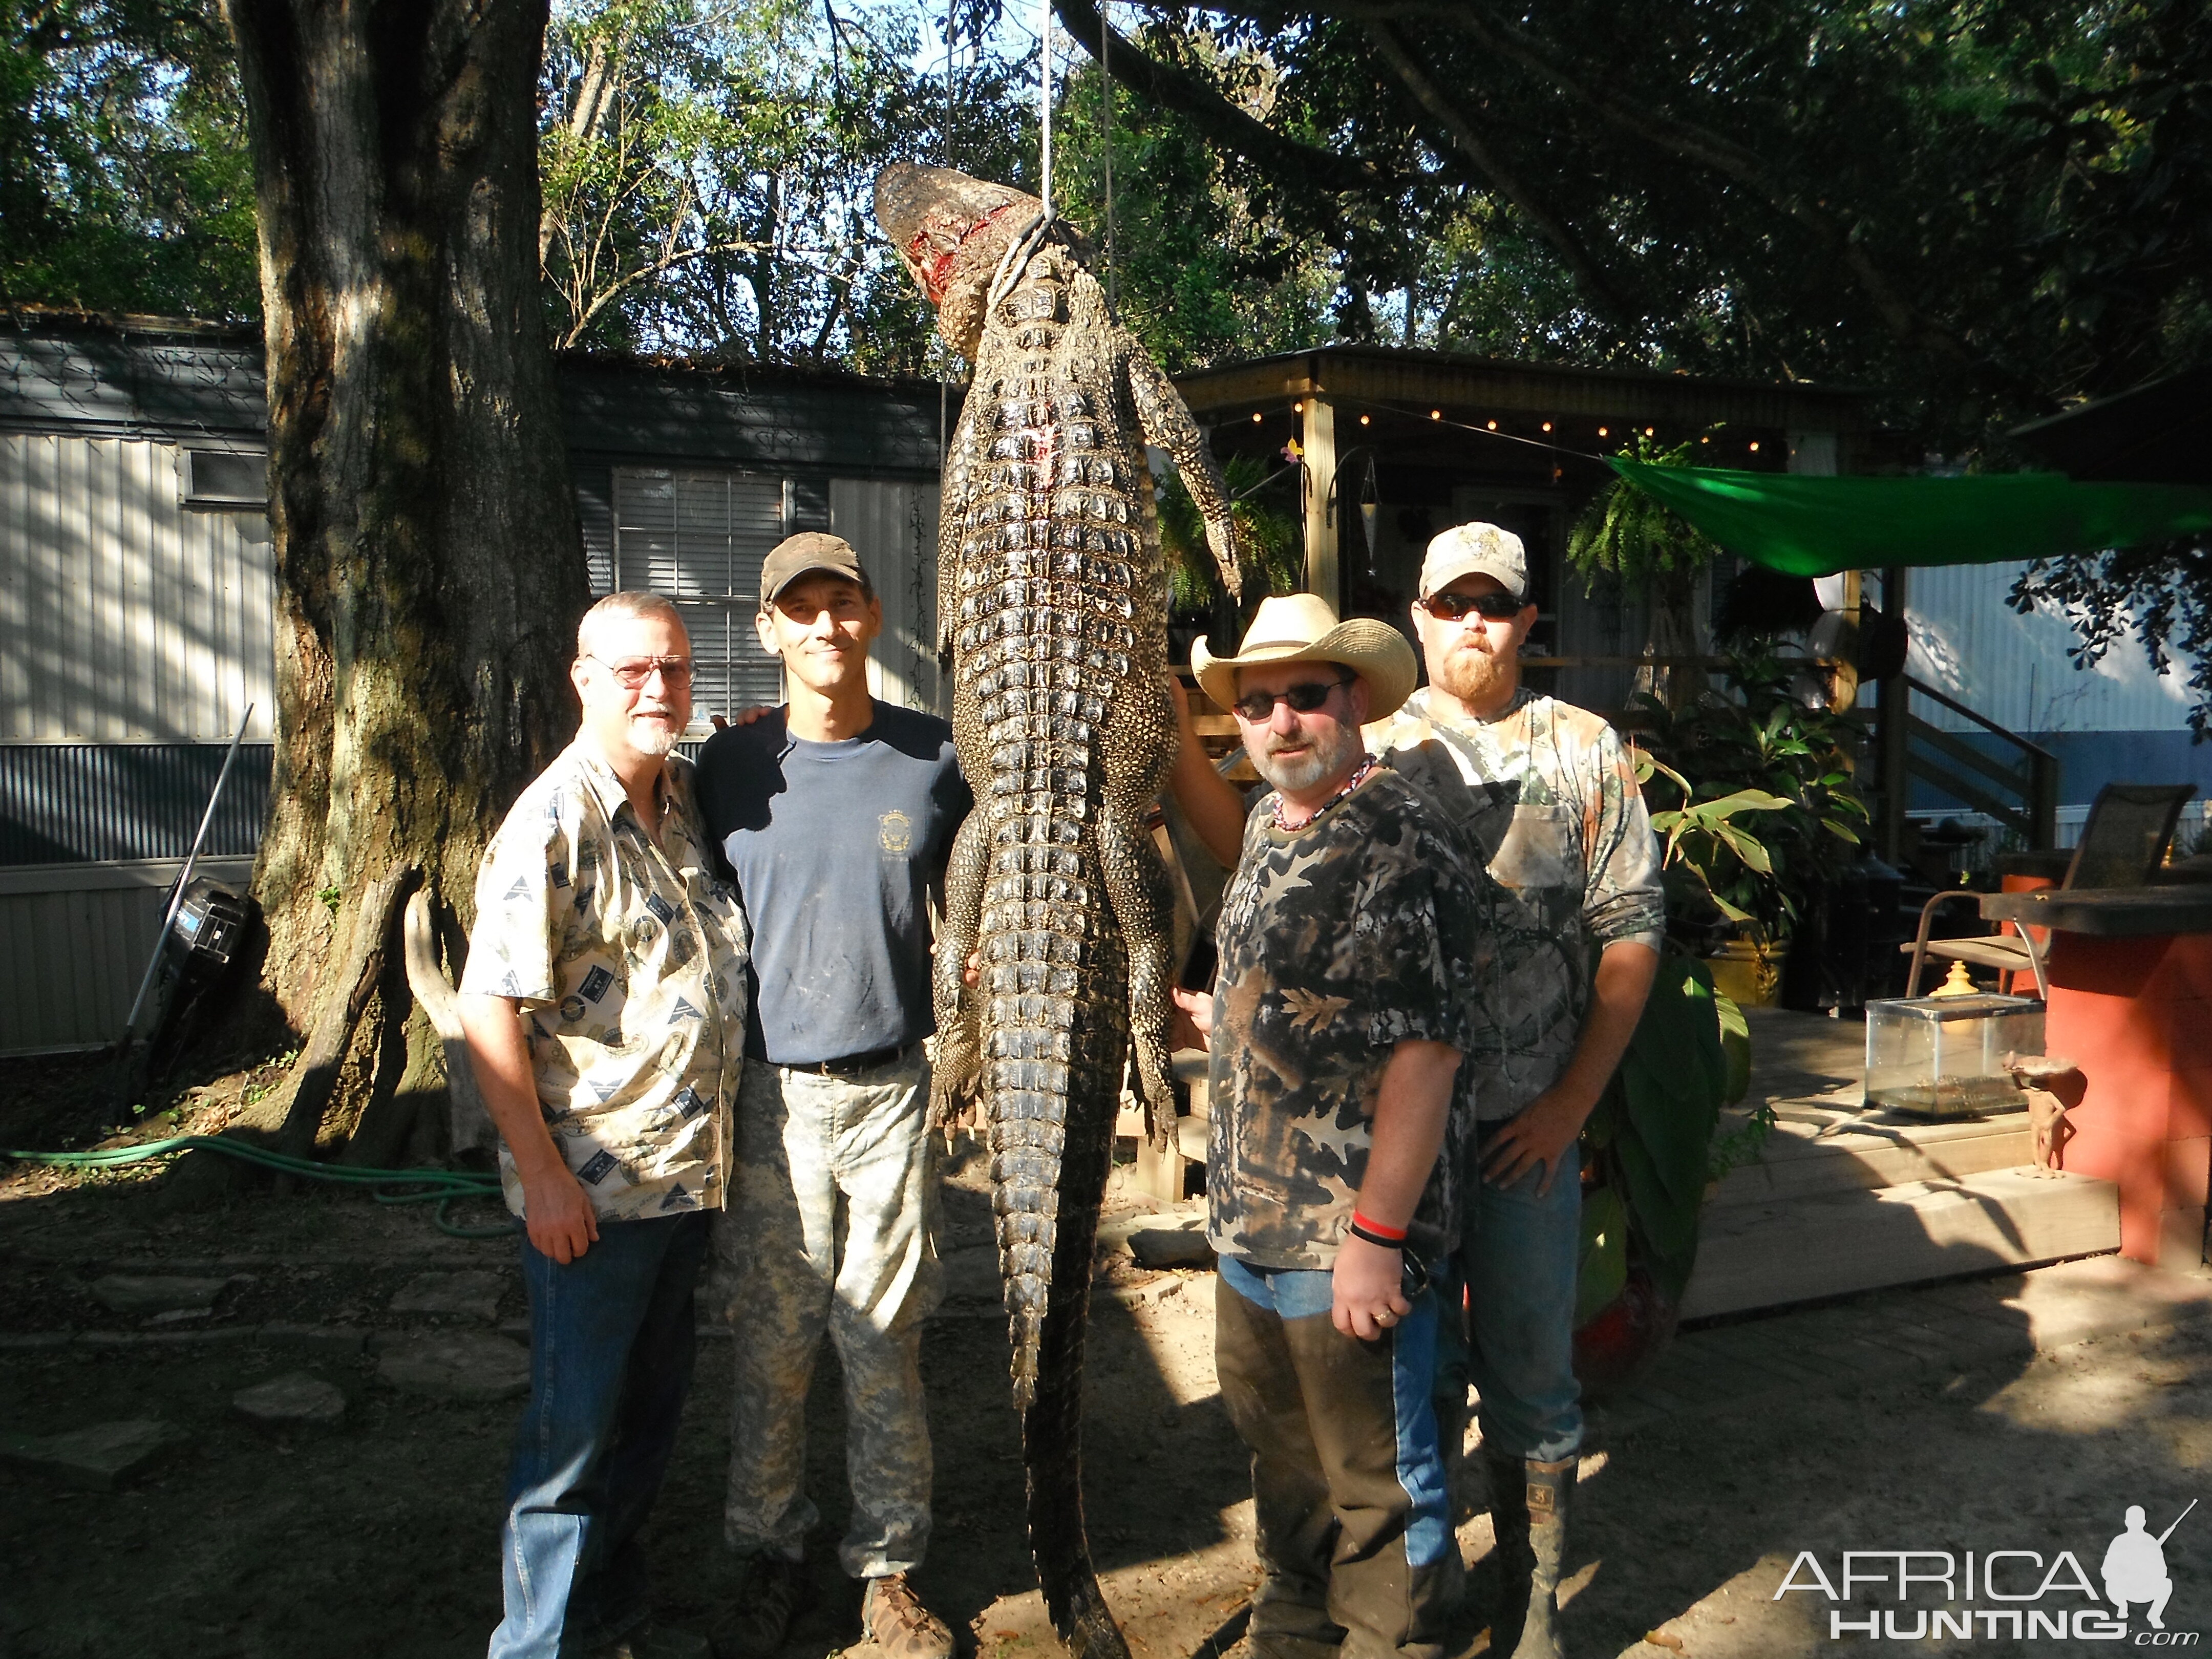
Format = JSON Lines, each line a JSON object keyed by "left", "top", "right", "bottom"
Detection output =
{"left": 1567, "top": 431, "right": 1725, "bottom": 710}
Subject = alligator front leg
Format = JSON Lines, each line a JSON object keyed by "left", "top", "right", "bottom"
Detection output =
{"left": 1126, "top": 345, "right": 1240, "bottom": 599}
{"left": 1098, "top": 795, "right": 1179, "bottom": 1151}
{"left": 931, "top": 809, "right": 988, "bottom": 1129}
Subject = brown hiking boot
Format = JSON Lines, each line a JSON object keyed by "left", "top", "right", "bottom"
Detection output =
{"left": 860, "top": 1572, "right": 954, "bottom": 1659}
{"left": 709, "top": 1555, "right": 812, "bottom": 1659}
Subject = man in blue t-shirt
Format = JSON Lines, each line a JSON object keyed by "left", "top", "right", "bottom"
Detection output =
{"left": 694, "top": 533, "right": 970, "bottom": 1659}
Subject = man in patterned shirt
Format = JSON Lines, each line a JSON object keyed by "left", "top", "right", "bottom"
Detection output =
{"left": 1171, "top": 594, "right": 1486, "bottom": 1659}
{"left": 1372, "top": 523, "right": 1664, "bottom": 1659}
{"left": 1168, "top": 535, "right": 1664, "bottom": 1659}
{"left": 459, "top": 590, "right": 750, "bottom": 1659}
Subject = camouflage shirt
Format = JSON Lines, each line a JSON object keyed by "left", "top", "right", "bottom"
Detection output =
{"left": 1367, "top": 686, "right": 1665, "bottom": 1122}
{"left": 1205, "top": 763, "right": 1486, "bottom": 1271}
{"left": 460, "top": 740, "right": 751, "bottom": 1223}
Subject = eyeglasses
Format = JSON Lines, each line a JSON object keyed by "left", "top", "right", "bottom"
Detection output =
{"left": 1420, "top": 590, "right": 1525, "bottom": 623}
{"left": 588, "top": 655, "right": 693, "bottom": 689}
{"left": 1231, "top": 674, "right": 1354, "bottom": 722}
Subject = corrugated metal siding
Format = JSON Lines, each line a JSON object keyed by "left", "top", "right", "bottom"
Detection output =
{"left": 0, "top": 743, "right": 271, "bottom": 863}
{"left": 0, "top": 434, "right": 275, "bottom": 742}
{"left": 831, "top": 478, "right": 943, "bottom": 715}
{"left": 1905, "top": 560, "right": 2199, "bottom": 737}
{"left": 0, "top": 855, "right": 257, "bottom": 1053}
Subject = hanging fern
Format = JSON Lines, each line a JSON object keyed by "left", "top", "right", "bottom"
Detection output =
{"left": 1567, "top": 431, "right": 1723, "bottom": 592}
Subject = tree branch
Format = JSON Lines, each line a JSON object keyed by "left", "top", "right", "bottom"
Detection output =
{"left": 1362, "top": 18, "right": 1632, "bottom": 322}
{"left": 1051, "top": 0, "right": 1402, "bottom": 201}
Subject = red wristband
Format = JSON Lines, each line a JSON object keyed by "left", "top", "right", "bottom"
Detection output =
{"left": 1350, "top": 1210, "right": 1407, "bottom": 1243}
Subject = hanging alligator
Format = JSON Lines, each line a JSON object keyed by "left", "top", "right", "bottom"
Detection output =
{"left": 875, "top": 162, "right": 1241, "bottom": 1659}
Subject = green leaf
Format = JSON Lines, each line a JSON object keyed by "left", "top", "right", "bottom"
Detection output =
{"left": 1575, "top": 1184, "right": 1630, "bottom": 1327}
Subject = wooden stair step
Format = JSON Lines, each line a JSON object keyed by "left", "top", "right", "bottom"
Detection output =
{"left": 1681, "top": 1166, "right": 2119, "bottom": 1321}
{"left": 1710, "top": 1097, "right": 2034, "bottom": 1205}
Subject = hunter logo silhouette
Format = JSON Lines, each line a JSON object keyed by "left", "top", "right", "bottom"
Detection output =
{"left": 2104, "top": 1499, "right": 2194, "bottom": 1630}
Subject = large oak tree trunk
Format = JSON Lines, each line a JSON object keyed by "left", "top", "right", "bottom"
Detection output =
{"left": 219, "top": 0, "right": 588, "bottom": 1146}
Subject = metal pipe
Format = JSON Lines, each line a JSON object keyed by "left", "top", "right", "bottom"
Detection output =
{"left": 118, "top": 703, "right": 255, "bottom": 1046}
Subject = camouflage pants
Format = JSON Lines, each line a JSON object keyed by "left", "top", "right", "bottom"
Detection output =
{"left": 714, "top": 1048, "right": 941, "bottom": 1578}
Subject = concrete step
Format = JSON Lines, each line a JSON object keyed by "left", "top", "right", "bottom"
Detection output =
{"left": 1682, "top": 1165, "right": 2119, "bottom": 1321}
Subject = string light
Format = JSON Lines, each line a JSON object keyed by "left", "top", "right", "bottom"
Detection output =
{"left": 1598, "top": 426, "right": 1609, "bottom": 437}
{"left": 1251, "top": 412, "right": 1263, "bottom": 423}
{"left": 1699, "top": 435, "right": 1710, "bottom": 444}
{"left": 1292, "top": 400, "right": 1304, "bottom": 413}
{"left": 1749, "top": 440, "right": 1760, "bottom": 453}
{"left": 1430, "top": 409, "right": 1441, "bottom": 420}
{"left": 1486, "top": 419, "right": 1498, "bottom": 431}
{"left": 1541, "top": 421, "right": 1553, "bottom": 433}
{"left": 1644, "top": 426, "right": 1654, "bottom": 436}
{"left": 1359, "top": 413, "right": 1371, "bottom": 426}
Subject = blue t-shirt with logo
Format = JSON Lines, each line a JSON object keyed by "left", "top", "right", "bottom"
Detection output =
{"left": 695, "top": 701, "right": 970, "bottom": 1066}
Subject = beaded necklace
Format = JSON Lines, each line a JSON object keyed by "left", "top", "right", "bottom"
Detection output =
{"left": 1271, "top": 754, "right": 1377, "bottom": 833}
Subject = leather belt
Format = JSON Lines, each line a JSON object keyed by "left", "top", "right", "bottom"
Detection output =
{"left": 794, "top": 1041, "right": 917, "bottom": 1078}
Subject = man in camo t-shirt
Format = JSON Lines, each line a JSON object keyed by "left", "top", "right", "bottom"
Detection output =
{"left": 1371, "top": 523, "right": 1664, "bottom": 1659}
{"left": 459, "top": 591, "right": 750, "bottom": 1659}
{"left": 1175, "top": 595, "right": 1485, "bottom": 1659}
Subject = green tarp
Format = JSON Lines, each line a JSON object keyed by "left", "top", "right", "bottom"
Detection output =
{"left": 1611, "top": 461, "right": 2212, "bottom": 579}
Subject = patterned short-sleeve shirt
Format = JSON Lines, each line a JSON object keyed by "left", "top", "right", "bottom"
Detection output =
{"left": 1367, "top": 686, "right": 1665, "bottom": 1121}
{"left": 1205, "top": 763, "right": 1487, "bottom": 1270}
{"left": 460, "top": 740, "right": 751, "bottom": 1222}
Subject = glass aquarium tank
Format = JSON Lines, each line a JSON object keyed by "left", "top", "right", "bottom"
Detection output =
{"left": 1863, "top": 993, "right": 2047, "bottom": 1117}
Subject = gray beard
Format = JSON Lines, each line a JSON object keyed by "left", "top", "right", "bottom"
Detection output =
{"left": 629, "top": 719, "right": 682, "bottom": 758}
{"left": 1249, "top": 721, "right": 1363, "bottom": 798}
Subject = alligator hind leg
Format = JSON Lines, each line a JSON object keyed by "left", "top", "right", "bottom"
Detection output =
{"left": 931, "top": 810, "right": 989, "bottom": 1129}
{"left": 1098, "top": 796, "right": 1178, "bottom": 1147}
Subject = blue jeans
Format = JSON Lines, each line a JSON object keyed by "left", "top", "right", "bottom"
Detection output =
{"left": 489, "top": 1211, "right": 709, "bottom": 1659}
{"left": 1216, "top": 1257, "right": 1455, "bottom": 1659}
{"left": 1444, "top": 1126, "right": 1582, "bottom": 1463}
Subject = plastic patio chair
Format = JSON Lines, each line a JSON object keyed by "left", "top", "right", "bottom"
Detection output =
{"left": 1901, "top": 782, "right": 2199, "bottom": 1000}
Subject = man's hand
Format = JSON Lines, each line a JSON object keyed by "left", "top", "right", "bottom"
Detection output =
{"left": 963, "top": 948, "right": 981, "bottom": 988}
{"left": 1170, "top": 986, "right": 1214, "bottom": 1051}
{"left": 1332, "top": 1234, "right": 1411, "bottom": 1340}
{"left": 709, "top": 704, "right": 777, "bottom": 731}
{"left": 521, "top": 1165, "right": 601, "bottom": 1264}
{"left": 1478, "top": 1082, "right": 1592, "bottom": 1196}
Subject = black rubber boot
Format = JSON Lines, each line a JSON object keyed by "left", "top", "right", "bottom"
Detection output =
{"left": 1484, "top": 1452, "right": 1574, "bottom": 1659}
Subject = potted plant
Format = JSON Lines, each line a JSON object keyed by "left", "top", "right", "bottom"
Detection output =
{"left": 1630, "top": 648, "right": 1874, "bottom": 1004}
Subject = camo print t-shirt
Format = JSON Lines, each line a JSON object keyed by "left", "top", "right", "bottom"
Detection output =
{"left": 1205, "top": 763, "right": 1486, "bottom": 1271}
{"left": 1367, "top": 686, "right": 1665, "bottom": 1122}
{"left": 461, "top": 741, "right": 750, "bottom": 1223}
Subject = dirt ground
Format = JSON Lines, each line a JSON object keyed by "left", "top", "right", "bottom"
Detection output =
{"left": 5, "top": 1049, "right": 2210, "bottom": 1658}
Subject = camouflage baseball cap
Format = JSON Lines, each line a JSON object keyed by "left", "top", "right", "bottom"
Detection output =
{"left": 1418, "top": 521, "right": 1529, "bottom": 604}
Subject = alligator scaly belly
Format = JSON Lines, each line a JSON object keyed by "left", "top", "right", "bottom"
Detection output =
{"left": 875, "top": 161, "right": 1239, "bottom": 1659}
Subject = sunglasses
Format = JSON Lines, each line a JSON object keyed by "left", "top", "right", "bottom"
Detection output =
{"left": 589, "top": 655, "right": 693, "bottom": 689}
{"left": 1231, "top": 674, "right": 1354, "bottom": 722}
{"left": 1421, "top": 590, "right": 1525, "bottom": 623}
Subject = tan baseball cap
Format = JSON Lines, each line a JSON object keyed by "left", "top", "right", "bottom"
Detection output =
{"left": 760, "top": 531, "right": 869, "bottom": 607}
{"left": 1418, "top": 521, "right": 1529, "bottom": 604}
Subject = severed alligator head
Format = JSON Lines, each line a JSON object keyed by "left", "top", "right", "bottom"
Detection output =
{"left": 876, "top": 161, "right": 1240, "bottom": 1659}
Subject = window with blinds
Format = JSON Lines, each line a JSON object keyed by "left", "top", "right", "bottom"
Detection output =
{"left": 611, "top": 469, "right": 788, "bottom": 728}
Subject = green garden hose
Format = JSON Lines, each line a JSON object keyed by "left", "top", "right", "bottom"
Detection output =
{"left": 4, "top": 1136, "right": 512, "bottom": 1238}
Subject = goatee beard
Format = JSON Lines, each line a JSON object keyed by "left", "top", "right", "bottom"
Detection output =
{"left": 1435, "top": 645, "right": 1509, "bottom": 709}
{"left": 629, "top": 720, "right": 682, "bottom": 757}
{"left": 1249, "top": 721, "right": 1363, "bottom": 797}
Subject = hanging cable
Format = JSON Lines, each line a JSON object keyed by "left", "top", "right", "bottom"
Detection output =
{"left": 1100, "top": 0, "right": 1115, "bottom": 311}
{"left": 1037, "top": 0, "right": 1054, "bottom": 218}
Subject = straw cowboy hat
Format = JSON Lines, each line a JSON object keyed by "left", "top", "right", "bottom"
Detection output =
{"left": 1192, "top": 594, "right": 1418, "bottom": 721}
